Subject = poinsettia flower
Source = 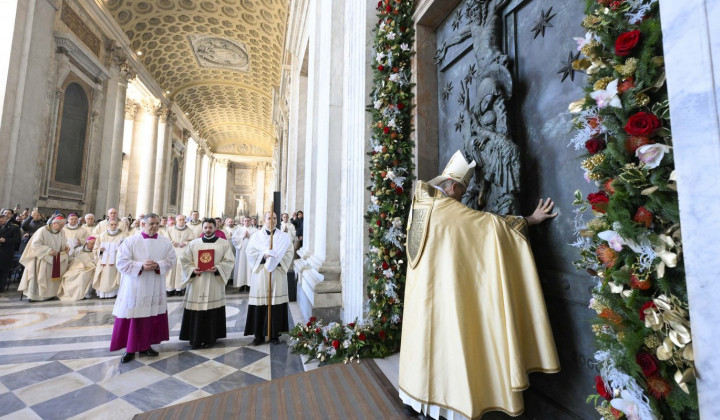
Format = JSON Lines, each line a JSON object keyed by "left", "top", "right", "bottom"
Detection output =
{"left": 598, "top": 230, "right": 624, "bottom": 251}
{"left": 636, "top": 144, "right": 672, "bottom": 169}
{"left": 590, "top": 79, "right": 622, "bottom": 108}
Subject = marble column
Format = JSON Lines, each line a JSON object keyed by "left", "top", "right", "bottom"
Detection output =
{"left": 182, "top": 138, "right": 198, "bottom": 215}
{"left": 133, "top": 101, "right": 160, "bottom": 216}
{"left": 659, "top": 1, "right": 720, "bottom": 417}
{"left": 212, "top": 160, "right": 228, "bottom": 217}
{"left": 294, "top": 0, "right": 344, "bottom": 322}
{"left": 105, "top": 51, "right": 135, "bottom": 212}
{"left": 193, "top": 148, "right": 204, "bottom": 213}
{"left": 153, "top": 109, "right": 172, "bottom": 214}
{"left": 255, "top": 163, "right": 267, "bottom": 216}
{"left": 118, "top": 101, "right": 137, "bottom": 216}
{"left": 198, "top": 153, "right": 211, "bottom": 217}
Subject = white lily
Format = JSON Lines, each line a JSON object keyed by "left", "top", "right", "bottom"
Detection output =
{"left": 598, "top": 230, "right": 625, "bottom": 251}
{"left": 636, "top": 144, "right": 672, "bottom": 169}
{"left": 590, "top": 79, "right": 622, "bottom": 108}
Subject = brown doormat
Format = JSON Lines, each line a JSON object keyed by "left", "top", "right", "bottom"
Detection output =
{"left": 134, "top": 359, "right": 412, "bottom": 419}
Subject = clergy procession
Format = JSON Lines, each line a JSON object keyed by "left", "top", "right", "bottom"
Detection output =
{"left": 4, "top": 205, "right": 302, "bottom": 363}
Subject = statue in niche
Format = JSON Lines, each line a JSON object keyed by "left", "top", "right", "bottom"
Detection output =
{"left": 234, "top": 194, "right": 247, "bottom": 217}
{"left": 435, "top": 0, "right": 520, "bottom": 215}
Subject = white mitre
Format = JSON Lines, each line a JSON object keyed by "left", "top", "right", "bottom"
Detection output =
{"left": 427, "top": 150, "right": 476, "bottom": 188}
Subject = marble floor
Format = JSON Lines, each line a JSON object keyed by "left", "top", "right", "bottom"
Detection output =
{"left": 0, "top": 286, "right": 304, "bottom": 420}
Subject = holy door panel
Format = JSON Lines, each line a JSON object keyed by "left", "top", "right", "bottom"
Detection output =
{"left": 435, "top": 1, "right": 596, "bottom": 418}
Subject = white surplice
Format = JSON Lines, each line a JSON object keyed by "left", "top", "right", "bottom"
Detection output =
{"left": 245, "top": 228, "right": 294, "bottom": 306}
{"left": 165, "top": 225, "right": 196, "bottom": 291}
{"left": 58, "top": 245, "right": 95, "bottom": 301}
{"left": 179, "top": 237, "right": 235, "bottom": 311}
{"left": 231, "top": 226, "right": 257, "bottom": 287}
{"left": 112, "top": 234, "right": 176, "bottom": 319}
{"left": 92, "top": 231, "right": 126, "bottom": 298}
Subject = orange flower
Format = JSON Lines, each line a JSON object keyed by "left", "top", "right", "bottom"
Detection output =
{"left": 646, "top": 375, "right": 672, "bottom": 399}
{"left": 633, "top": 207, "right": 653, "bottom": 228}
{"left": 603, "top": 179, "right": 616, "bottom": 195}
{"left": 630, "top": 274, "right": 651, "bottom": 290}
{"left": 599, "top": 308, "right": 623, "bottom": 326}
{"left": 617, "top": 77, "right": 635, "bottom": 94}
{"left": 596, "top": 244, "right": 618, "bottom": 268}
{"left": 625, "top": 136, "right": 653, "bottom": 154}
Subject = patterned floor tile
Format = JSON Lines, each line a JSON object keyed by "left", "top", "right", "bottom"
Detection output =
{"left": 67, "top": 398, "right": 143, "bottom": 420}
{"left": 213, "top": 346, "right": 267, "bottom": 370}
{"left": 0, "top": 392, "right": 26, "bottom": 417}
{"left": 201, "top": 369, "right": 267, "bottom": 394}
{"left": 0, "top": 406, "right": 42, "bottom": 420}
{"left": 122, "top": 377, "right": 198, "bottom": 413}
{"left": 241, "top": 355, "right": 271, "bottom": 381}
{"left": 164, "top": 389, "right": 212, "bottom": 407}
{"left": 31, "top": 384, "right": 117, "bottom": 419}
{"left": 96, "top": 365, "right": 170, "bottom": 397}
{"left": 0, "top": 362, "right": 50, "bottom": 378}
{"left": 1, "top": 361, "right": 71, "bottom": 391}
{"left": 173, "top": 360, "right": 237, "bottom": 388}
{"left": 146, "top": 351, "right": 209, "bottom": 376}
{"left": 59, "top": 356, "right": 119, "bottom": 371}
{"left": 15, "top": 372, "right": 93, "bottom": 406}
{"left": 77, "top": 357, "right": 144, "bottom": 383}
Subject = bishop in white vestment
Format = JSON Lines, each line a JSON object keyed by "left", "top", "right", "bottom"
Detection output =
{"left": 178, "top": 219, "right": 235, "bottom": 348}
{"left": 244, "top": 212, "right": 294, "bottom": 345}
{"left": 18, "top": 217, "right": 69, "bottom": 301}
{"left": 92, "top": 219, "right": 125, "bottom": 298}
{"left": 63, "top": 213, "right": 89, "bottom": 250}
{"left": 166, "top": 215, "right": 195, "bottom": 296}
{"left": 57, "top": 237, "right": 96, "bottom": 301}
{"left": 231, "top": 216, "right": 257, "bottom": 288}
{"left": 110, "top": 214, "right": 175, "bottom": 363}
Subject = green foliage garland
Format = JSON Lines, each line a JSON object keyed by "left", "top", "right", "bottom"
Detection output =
{"left": 569, "top": 0, "right": 698, "bottom": 418}
{"left": 288, "top": 0, "right": 415, "bottom": 365}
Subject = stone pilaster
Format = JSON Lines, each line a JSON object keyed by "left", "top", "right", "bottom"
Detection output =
{"left": 255, "top": 162, "right": 267, "bottom": 215}
{"left": 153, "top": 108, "right": 172, "bottom": 214}
{"left": 133, "top": 101, "right": 160, "bottom": 216}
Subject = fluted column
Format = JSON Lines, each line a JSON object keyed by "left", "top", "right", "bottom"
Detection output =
{"left": 134, "top": 101, "right": 160, "bottom": 216}
{"left": 118, "top": 100, "right": 137, "bottom": 216}
{"left": 212, "top": 159, "right": 228, "bottom": 217}
{"left": 182, "top": 137, "right": 197, "bottom": 215}
{"left": 255, "top": 162, "right": 267, "bottom": 216}
{"left": 193, "top": 148, "right": 204, "bottom": 213}
{"left": 153, "top": 108, "right": 173, "bottom": 214}
{"left": 106, "top": 48, "right": 136, "bottom": 211}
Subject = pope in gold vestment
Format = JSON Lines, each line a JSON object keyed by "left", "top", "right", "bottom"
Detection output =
{"left": 399, "top": 153, "right": 559, "bottom": 419}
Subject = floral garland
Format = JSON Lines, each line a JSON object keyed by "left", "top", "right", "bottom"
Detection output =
{"left": 569, "top": 0, "right": 698, "bottom": 418}
{"left": 288, "top": 0, "right": 415, "bottom": 364}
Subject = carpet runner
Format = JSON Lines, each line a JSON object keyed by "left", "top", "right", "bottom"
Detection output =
{"left": 134, "top": 359, "right": 411, "bottom": 419}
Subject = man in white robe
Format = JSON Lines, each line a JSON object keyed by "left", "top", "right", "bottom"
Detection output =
{"left": 92, "top": 208, "right": 129, "bottom": 236}
{"left": 57, "top": 236, "right": 96, "bottom": 301}
{"left": 83, "top": 213, "right": 96, "bottom": 231}
{"left": 110, "top": 213, "right": 175, "bottom": 363}
{"left": 187, "top": 210, "right": 203, "bottom": 237}
{"left": 244, "top": 211, "right": 294, "bottom": 345}
{"left": 178, "top": 218, "right": 235, "bottom": 349}
{"left": 232, "top": 216, "right": 257, "bottom": 290}
{"left": 18, "top": 217, "right": 69, "bottom": 301}
{"left": 63, "top": 213, "right": 88, "bottom": 250}
{"left": 280, "top": 213, "right": 297, "bottom": 244}
{"left": 92, "top": 219, "right": 125, "bottom": 299}
{"left": 166, "top": 214, "right": 195, "bottom": 296}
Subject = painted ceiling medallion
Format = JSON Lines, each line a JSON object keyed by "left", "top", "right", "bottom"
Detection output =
{"left": 188, "top": 35, "right": 250, "bottom": 71}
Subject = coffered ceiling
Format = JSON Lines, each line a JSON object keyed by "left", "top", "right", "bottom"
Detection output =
{"left": 104, "top": 0, "right": 287, "bottom": 157}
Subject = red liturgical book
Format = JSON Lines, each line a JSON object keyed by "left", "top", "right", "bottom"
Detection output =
{"left": 197, "top": 249, "right": 215, "bottom": 271}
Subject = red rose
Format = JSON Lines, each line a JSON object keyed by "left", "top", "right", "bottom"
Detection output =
{"left": 358, "top": 333, "right": 366, "bottom": 341}
{"left": 639, "top": 301, "right": 656, "bottom": 321}
{"left": 376, "top": 220, "right": 381, "bottom": 226}
{"left": 636, "top": 352, "right": 658, "bottom": 377}
{"left": 386, "top": 4, "right": 391, "bottom": 12}
{"left": 585, "top": 137, "right": 606, "bottom": 154}
{"left": 615, "top": 30, "right": 641, "bottom": 56}
{"left": 309, "top": 316, "right": 317, "bottom": 323}
{"left": 348, "top": 322, "right": 355, "bottom": 328}
{"left": 587, "top": 191, "right": 610, "bottom": 213}
{"left": 633, "top": 206, "right": 653, "bottom": 228}
{"left": 381, "top": 261, "right": 389, "bottom": 270}
{"left": 377, "top": 65, "right": 384, "bottom": 71}
{"left": 332, "top": 339, "right": 339, "bottom": 350}
{"left": 379, "top": 330, "right": 387, "bottom": 340}
{"left": 315, "top": 328, "right": 321, "bottom": 334}
{"left": 625, "top": 112, "right": 661, "bottom": 137}
{"left": 595, "top": 375, "right": 612, "bottom": 400}
{"left": 397, "top": 103, "right": 404, "bottom": 110}
{"left": 306, "top": 321, "right": 312, "bottom": 327}
{"left": 383, "top": 126, "right": 390, "bottom": 134}
{"left": 395, "top": 187, "right": 403, "bottom": 194}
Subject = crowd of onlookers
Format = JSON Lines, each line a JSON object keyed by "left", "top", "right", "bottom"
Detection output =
{"left": 0, "top": 206, "right": 306, "bottom": 298}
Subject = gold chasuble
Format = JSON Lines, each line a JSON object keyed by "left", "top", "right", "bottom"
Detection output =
{"left": 399, "top": 182, "right": 559, "bottom": 419}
